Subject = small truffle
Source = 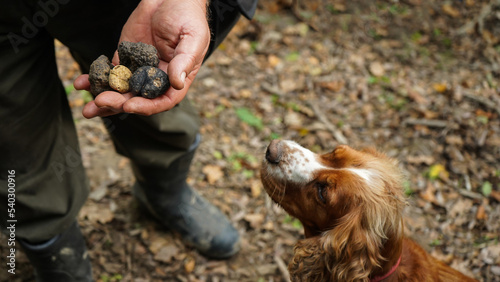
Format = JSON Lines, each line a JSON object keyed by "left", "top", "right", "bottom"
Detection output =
{"left": 129, "top": 66, "right": 170, "bottom": 99}
{"left": 88, "top": 55, "right": 113, "bottom": 96}
{"left": 118, "top": 42, "right": 160, "bottom": 73}
{"left": 109, "top": 65, "right": 132, "bottom": 93}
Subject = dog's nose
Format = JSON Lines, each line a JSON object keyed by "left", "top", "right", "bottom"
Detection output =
{"left": 266, "top": 139, "right": 282, "bottom": 164}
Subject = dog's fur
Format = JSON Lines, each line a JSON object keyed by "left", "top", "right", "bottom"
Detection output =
{"left": 260, "top": 140, "right": 477, "bottom": 282}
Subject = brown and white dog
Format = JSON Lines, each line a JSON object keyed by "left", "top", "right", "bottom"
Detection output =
{"left": 260, "top": 140, "right": 477, "bottom": 282}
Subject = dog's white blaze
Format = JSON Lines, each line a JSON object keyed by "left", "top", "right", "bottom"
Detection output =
{"left": 279, "top": 141, "right": 327, "bottom": 183}
{"left": 346, "top": 168, "right": 374, "bottom": 183}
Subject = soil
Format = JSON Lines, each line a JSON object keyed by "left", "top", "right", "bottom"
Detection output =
{"left": 1, "top": 0, "right": 500, "bottom": 281}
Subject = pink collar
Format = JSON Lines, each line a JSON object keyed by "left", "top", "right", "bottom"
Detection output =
{"left": 370, "top": 256, "right": 401, "bottom": 282}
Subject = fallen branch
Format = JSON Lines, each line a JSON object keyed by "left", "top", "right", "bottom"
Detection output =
{"left": 291, "top": 0, "right": 319, "bottom": 32}
{"left": 457, "top": 189, "right": 483, "bottom": 200}
{"left": 308, "top": 102, "right": 348, "bottom": 144}
{"left": 403, "top": 118, "right": 458, "bottom": 129}
{"left": 463, "top": 92, "right": 500, "bottom": 116}
{"left": 455, "top": 0, "right": 500, "bottom": 36}
{"left": 274, "top": 254, "right": 291, "bottom": 282}
{"left": 261, "top": 82, "right": 285, "bottom": 96}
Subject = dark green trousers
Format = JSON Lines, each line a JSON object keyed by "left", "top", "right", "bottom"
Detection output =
{"left": 0, "top": 0, "right": 243, "bottom": 242}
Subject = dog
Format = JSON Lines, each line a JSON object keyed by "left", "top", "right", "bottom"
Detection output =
{"left": 260, "top": 140, "right": 477, "bottom": 282}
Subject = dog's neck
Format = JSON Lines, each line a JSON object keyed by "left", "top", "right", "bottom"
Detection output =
{"left": 371, "top": 230, "right": 403, "bottom": 281}
{"left": 301, "top": 220, "right": 404, "bottom": 281}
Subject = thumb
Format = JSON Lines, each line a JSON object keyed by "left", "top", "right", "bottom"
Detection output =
{"left": 167, "top": 53, "right": 197, "bottom": 90}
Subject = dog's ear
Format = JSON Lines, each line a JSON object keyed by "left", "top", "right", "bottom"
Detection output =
{"left": 320, "top": 211, "right": 387, "bottom": 282}
{"left": 288, "top": 237, "right": 330, "bottom": 282}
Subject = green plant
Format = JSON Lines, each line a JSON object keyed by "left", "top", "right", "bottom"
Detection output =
{"left": 429, "top": 239, "right": 443, "bottom": 246}
{"left": 481, "top": 181, "right": 492, "bottom": 197}
{"left": 235, "top": 107, "right": 263, "bottom": 130}
{"left": 403, "top": 181, "right": 414, "bottom": 196}
{"left": 228, "top": 152, "right": 258, "bottom": 172}
{"left": 81, "top": 91, "right": 93, "bottom": 103}
{"left": 284, "top": 215, "right": 303, "bottom": 230}
{"left": 285, "top": 51, "right": 300, "bottom": 62}
{"left": 65, "top": 84, "right": 75, "bottom": 95}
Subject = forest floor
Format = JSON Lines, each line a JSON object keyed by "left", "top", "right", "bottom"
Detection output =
{"left": 1, "top": 0, "right": 500, "bottom": 281}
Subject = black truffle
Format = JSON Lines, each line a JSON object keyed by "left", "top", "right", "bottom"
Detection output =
{"left": 118, "top": 42, "right": 160, "bottom": 73}
{"left": 129, "top": 66, "right": 170, "bottom": 99}
{"left": 88, "top": 55, "right": 113, "bottom": 96}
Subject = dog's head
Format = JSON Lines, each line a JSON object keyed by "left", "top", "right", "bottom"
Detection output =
{"left": 261, "top": 140, "right": 406, "bottom": 281}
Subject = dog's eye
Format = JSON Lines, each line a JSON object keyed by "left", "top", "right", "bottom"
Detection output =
{"left": 316, "top": 183, "right": 327, "bottom": 204}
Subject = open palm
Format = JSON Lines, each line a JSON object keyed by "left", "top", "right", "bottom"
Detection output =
{"left": 75, "top": 0, "right": 210, "bottom": 117}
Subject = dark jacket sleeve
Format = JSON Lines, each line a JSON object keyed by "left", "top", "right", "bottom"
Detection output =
{"left": 236, "top": 0, "right": 258, "bottom": 19}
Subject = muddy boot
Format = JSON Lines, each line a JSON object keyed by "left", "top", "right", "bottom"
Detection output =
{"left": 19, "top": 221, "right": 92, "bottom": 282}
{"left": 133, "top": 140, "right": 240, "bottom": 259}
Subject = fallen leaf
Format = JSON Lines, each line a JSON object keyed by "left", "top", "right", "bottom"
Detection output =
{"left": 420, "top": 182, "right": 437, "bottom": 204}
{"left": 244, "top": 213, "right": 265, "bottom": 229}
{"left": 445, "top": 135, "right": 464, "bottom": 146}
{"left": 333, "top": 3, "right": 346, "bottom": 12}
{"left": 428, "top": 164, "right": 449, "bottom": 180}
{"left": 283, "top": 23, "right": 309, "bottom": 37}
{"left": 442, "top": 4, "right": 460, "bottom": 18}
{"left": 407, "top": 89, "right": 428, "bottom": 105}
{"left": 209, "top": 263, "right": 229, "bottom": 276}
{"left": 118, "top": 157, "right": 129, "bottom": 169}
{"left": 482, "top": 30, "right": 499, "bottom": 45}
{"left": 318, "top": 80, "right": 345, "bottom": 92}
{"left": 407, "top": 155, "right": 435, "bottom": 165}
{"left": 239, "top": 89, "right": 252, "bottom": 99}
{"left": 184, "top": 256, "right": 196, "bottom": 273}
{"left": 490, "top": 190, "right": 500, "bottom": 202}
{"left": 250, "top": 179, "right": 262, "bottom": 198}
{"left": 369, "top": 61, "right": 385, "bottom": 77}
{"left": 433, "top": 83, "right": 448, "bottom": 93}
{"left": 88, "top": 185, "right": 107, "bottom": 201}
{"left": 154, "top": 245, "right": 179, "bottom": 263}
{"left": 268, "top": 54, "right": 281, "bottom": 67}
{"left": 202, "top": 165, "right": 224, "bottom": 185}
{"left": 148, "top": 236, "right": 170, "bottom": 254}
{"left": 284, "top": 110, "right": 303, "bottom": 129}
{"left": 79, "top": 204, "right": 114, "bottom": 224}
{"left": 263, "top": 221, "right": 274, "bottom": 231}
{"left": 476, "top": 199, "right": 488, "bottom": 220}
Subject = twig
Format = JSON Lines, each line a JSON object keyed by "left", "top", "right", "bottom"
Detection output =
{"left": 455, "top": 0, "right": 500, "bottom": 36}
{"left": 308, "top": 102, "right": 348, "bottom": 144}
{"left": 274, "top": 254, "right": 291, "bottom": 282}
{"left": 261, "top": 82, "right": 285, "bottom": 96}
{"left": 463, "top": 92, "right": 500, "bottom": 116}
{"left": 291, "top": 0, "right": 319, "bottom": 32}
{"left": 403, "top": 118, "right": 458, "bottom": 129}
{"left": 457, "top": 189, "right": 483, "bottom": 200}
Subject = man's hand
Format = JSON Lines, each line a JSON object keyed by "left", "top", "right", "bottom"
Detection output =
{"left": 74, "top": 0, "right": 210, "bottom": 118}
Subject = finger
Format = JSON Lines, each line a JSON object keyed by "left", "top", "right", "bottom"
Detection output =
{"left": 112, "top": 50, "right": 120, "bottom": 66}
{"left": 122, "top": 86, "right": 188, "bottom": 115}
{"left": 167, "top": 53, "right": 195, "bottom": 90}
{"left": 161, "top": 29, "right": 209, "bottom": 90}
{"left": 82, "top": 101, "right": 121, "bottom": 118}
{"left": 74, "top": 74, "right": 91, "bottom": 91}
{"left": 94, "top": 91, "right": 135, "bottom": 112}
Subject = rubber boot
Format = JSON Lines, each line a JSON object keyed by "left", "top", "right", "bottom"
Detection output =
{"left": 19, "top": 221, "right": 92, "bottom": 282}
{"left": 133, "top": 139, "right": 240, "bottom": 259}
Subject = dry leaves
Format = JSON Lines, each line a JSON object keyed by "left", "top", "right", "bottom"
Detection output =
{"left": 202, "top": 164, "right": 224, "bottom": 184}
{"left": 79, "top": 203, "right": 114, "bottom": 224}
{"left": 369, "top": 61, "right": 385, "bottom": 77}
